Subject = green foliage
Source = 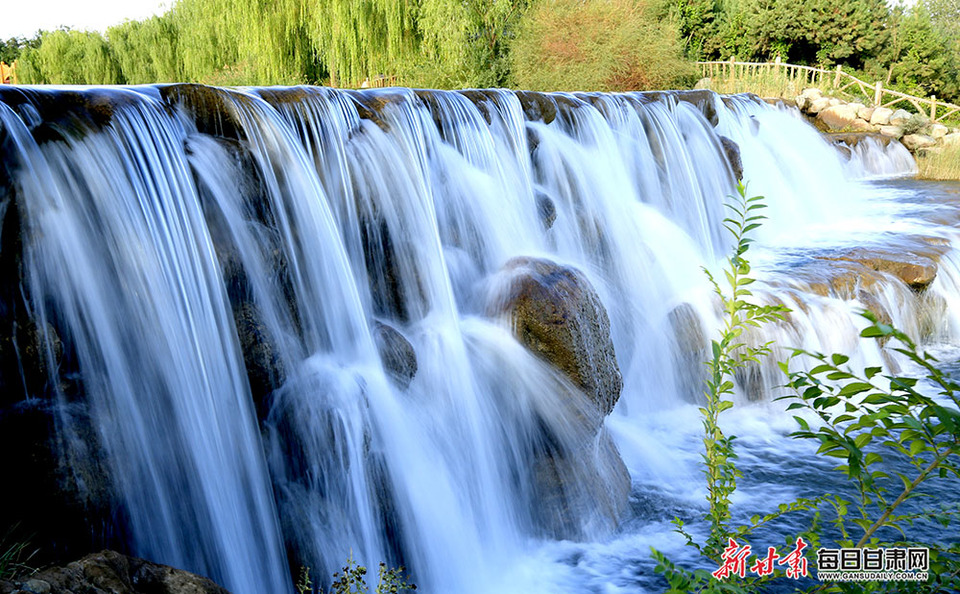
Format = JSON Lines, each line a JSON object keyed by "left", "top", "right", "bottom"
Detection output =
{"left": 173, "top": 0, "right": 318, "bottom": 86}
{"left": 108, "top": 16, "right": 183, "bottom": 84}
{"left": 297, "top": 556, "right": 416, "bottom": 594}
{"left": 510, "top": 0, "right": 696, "bottom": 92}
{"left": 0, "top": 529, "right": 36, "bottom": 581}
{"left": 17, "top": 29, "right": 124, "bottom": 85}
{"left": 652, "top": 183, "right": 796, "bottom": 592}
{"left": 698, "top": 181, "right": 790, "bottom": 557}
{"left": 782, "top": 314, "right": 960, "bottom": 581}
{"left": 0, "top": 36, "right": 41, "bottom": 65}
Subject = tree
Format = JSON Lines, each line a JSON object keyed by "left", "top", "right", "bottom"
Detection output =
{"left": 17, "top": 29, "right": 123, "bottom": 85}
{"left": 510, "top": 0, "right": 695, "bottom": 92}
{"left": 885, "top": 5, "right": 960, "bottom": 102}
{"left": 108, "top": 16, "right": 183, "bottom": 84}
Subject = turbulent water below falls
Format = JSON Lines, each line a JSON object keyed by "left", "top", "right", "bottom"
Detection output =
{"left": 0, "top": 84, "right": 956, "bottom": 593}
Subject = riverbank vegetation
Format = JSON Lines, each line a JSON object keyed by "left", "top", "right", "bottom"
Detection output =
{"left": 1, "top": 0, "right": 956, "bottom": 103}
{"left": 917, "top": 144, "right": 960, "bottom": 180}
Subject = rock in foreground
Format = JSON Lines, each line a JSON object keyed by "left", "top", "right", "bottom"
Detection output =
{"left": 0, "top": 550, "right": 230, "bottom": 594}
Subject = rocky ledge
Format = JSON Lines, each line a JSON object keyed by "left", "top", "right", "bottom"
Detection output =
{"left": 792, "top": 87, "right": 960, "bottom": 153}
{"left": 0, "top": 550, "right": 229, "bottom": 594}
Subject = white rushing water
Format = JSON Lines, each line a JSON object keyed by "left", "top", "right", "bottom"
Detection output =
{"left": 0, "top": 85, "right": 955, "bottom": 593}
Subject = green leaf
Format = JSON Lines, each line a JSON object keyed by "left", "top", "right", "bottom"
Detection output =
{"left": 838, "top": 382, "right": 873, "bottom": 397}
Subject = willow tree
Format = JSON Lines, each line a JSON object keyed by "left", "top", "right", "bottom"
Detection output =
{"left": 108, "top": 16, "right": 183, "bottom": 83}
{"left": 306, "top": 0, "right": 415, "bottom": 87}
{"left": 17, "top": 29, "right": 123, "bottom": 85}
{"left": 413, "top": 0, "right": 531, "bottom": 88}
{"left": 172, "top": 0, "right": 319, "bottom": 85}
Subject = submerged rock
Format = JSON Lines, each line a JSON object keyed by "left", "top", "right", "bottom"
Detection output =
{"left": 532, "top": 429, "right": 630, "bottom": 540}
{"left": 0, "top": 550, "right": 229, "bottom": 594}
{"left": 668, "top": 302, "right": 709, "bottom": 404}
{"left": 535, "top": 189, "right": 558, "bottom": 229}
{"left": 233, "top": 301, "right": 286, "bottom": 418}
{"left": 718, "top": 136, "right": 743, "bottom": 181}
{"left": 822, "top": 246, "right": 941, "bottom": 291}
{"left": 488, "top": 257, "right": 622, "bottom": 417}
{"left": 373, "top": 321, "right": 418, "bottom": 389}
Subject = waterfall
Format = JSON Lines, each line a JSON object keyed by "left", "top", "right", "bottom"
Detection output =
{"left": 0, "top": 85, "right": 952, "bottom": 592}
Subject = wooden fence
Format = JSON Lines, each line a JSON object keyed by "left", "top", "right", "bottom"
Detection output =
{"left": 697, "top": 57, "right": 960, "bottom": 123}
{"left": 0, "top": 62, "right": 16, "bottom": 85}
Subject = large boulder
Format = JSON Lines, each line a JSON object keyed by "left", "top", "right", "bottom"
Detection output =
{"left": 889, "top": 109, "right": 914, "bottom": 127}
{"left": 807, "top": 97, "right": 832, "bottom": 115}
{"left": 929, "top": 123, "right": 949, "bottom": 139}
{"left": 879, "top": 125, "right": 904, "bottom": 139}
{"left": 870, "top": 107, "right": 894, "bottom": 126}
{"left": 817, "top": 104, "right": 862, "bottom": 131}
{"left": 0, "top": 550, "right": 229, "bottom": 594}
{"left": 901, "top": 134, "right": 937, "bottom": 151}
{"left": 488, "top": 257, "right": 622, "bottom": 417}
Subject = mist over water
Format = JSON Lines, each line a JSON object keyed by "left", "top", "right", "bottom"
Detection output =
{"left": 0, "top": 85, "right": 954, "bottom": 593}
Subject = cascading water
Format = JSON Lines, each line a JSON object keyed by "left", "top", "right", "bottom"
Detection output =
{"left": 0, "top": 84, "right": 956, "bottom": 593}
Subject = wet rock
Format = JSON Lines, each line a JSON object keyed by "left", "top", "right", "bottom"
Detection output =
{"left": 668, "top": 303, "right": 709, "bottom": 404}
{"left": 516, "top": 91, "right": 557, "bottom": 125}
{"left": 0, "top": 550, "right": 229, "bottom": 594}
{"left": 488, "top": 257, "right": 622, "bottom": 417}
{"left": 718, "top": 136, "right": 743, "bottom": 181}
{"left": 373, "top": 321, "right": 417, "bottom": 390}
{"left": 0, "top": 400, "right": 121, "bottom": 568}
{"left": 159, "top": 84, "right": 246, "bottom": 141}
{"left": 531, "top": 429, "right": 630, "bottom": 540}
{"left": 827, "top": 132, "right": 893, "bottom": 149}
{"left": 234, "top": 302, "right": 286, "bottom": 418}
{"left": 535, "top": 189, "right": 557, "bottom": 229}
{"left": 820, "top": 246, "right": 941, "bottom": 291}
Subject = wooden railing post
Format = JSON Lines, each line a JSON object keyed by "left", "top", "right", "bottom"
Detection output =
{"left": 833, "top": 64, "right": 842, "bottom": 88}
{"left": 874, "top": 81, "right": 883, "bottom": 106}
{"left": 931, "top": 95, "right": 937, "bottom": 120}
{"left": 729, "top": 56, "right": 736, "bottom": 82}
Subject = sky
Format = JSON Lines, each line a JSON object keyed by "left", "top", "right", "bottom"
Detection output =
{"left": 2, "top": 0, "right": 173, "bottom": 41}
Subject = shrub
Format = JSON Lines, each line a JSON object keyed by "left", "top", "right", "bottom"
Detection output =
{"left": 509, "top": 0, "right": 696, "bottom": 92}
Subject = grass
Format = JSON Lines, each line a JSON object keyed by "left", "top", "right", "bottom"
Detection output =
{"left": 917, "top": 142, "right": 960, "bottom": 180}
{"left": 0, "top": 530, "right": 36, "bottom": 582}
